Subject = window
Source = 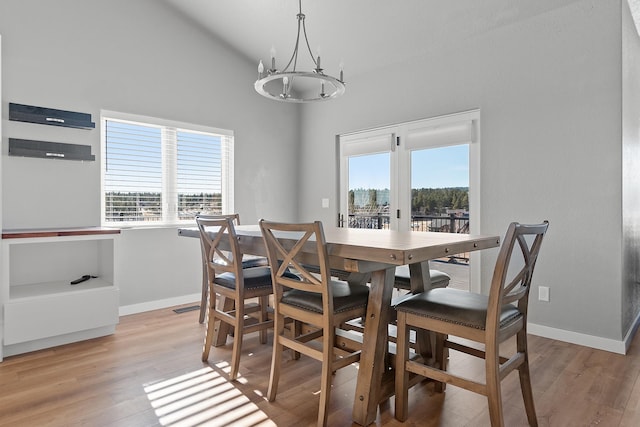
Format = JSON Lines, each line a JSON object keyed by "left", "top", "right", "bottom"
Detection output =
{"left": 101, "top": 111, "right": 233, "bottom": 225}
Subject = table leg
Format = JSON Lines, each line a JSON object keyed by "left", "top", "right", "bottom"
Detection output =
{"left": 408, "top": 260, "right": 432, "bottom": 293}
{"left": 352, "top": 266, "right": 395, "bottom": 426}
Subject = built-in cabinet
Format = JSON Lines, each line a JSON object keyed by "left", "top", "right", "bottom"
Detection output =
{"left": 1, "top": 228, "right": 120, "bottom": 360}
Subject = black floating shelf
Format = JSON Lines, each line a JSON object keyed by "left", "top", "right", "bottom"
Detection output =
{"left": 9, "top": 138, "right": 95, "bottom": 161}
{"left": 9, "top": 102, "right": 95, "bottom": 129}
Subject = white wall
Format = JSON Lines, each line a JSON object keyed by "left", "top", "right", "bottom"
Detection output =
{"left": 1, "top": 0, "right": 639, "bottom": 351}
{"left": 298, "top": 0, "right": 634, "bottom": 347}
{"left": 115, "top": 228, "right": 201, "bottom": 311}
{"left": 0, "top": 0, "right": 298, "bottom": 308}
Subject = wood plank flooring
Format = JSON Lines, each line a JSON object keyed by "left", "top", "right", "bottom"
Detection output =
{"left": 1, "top": 304, "right": 640, "bottom": 426}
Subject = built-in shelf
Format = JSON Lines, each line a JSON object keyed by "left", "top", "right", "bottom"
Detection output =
{"left": 9, "top": 278, "right": 113, "bottom": 300}
{"left": 2, "top": 227, "right": 120, "bottom": 239}
{"left": 1, "top": 227, "right": 120, "bottom": 360}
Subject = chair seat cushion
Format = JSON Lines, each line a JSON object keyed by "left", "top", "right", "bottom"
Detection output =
{"left": 214, "top": 256, "right": 268, "bottom": 269}
{"left": 282, "top": 281, "right": 369, "bottom": 314}
{"left": 394, "top": 265, "right": 450, "bottom": 290}
{"left": 394, "top": 287, "right": 522, "bottom": 330}
{"left": 214, "top": 267, "right": 273, "bottom": 290}
{"left": 241, "top": 256, "right": 269, "bottom": 269}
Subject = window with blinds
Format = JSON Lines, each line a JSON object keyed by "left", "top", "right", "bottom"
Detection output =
{"left": 102, "top": 112, "right": 234, "bottom": 225}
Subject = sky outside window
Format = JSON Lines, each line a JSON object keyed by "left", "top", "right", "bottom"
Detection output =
{"left": 348, "top": 144, "right": 469, "bottom": 191}
{"left": 411, "top": 144, "right": 469, "bottom": 189}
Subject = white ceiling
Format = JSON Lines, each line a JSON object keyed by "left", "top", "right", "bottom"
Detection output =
{"left": 163, "top": 0, "right": 640, "bottom": 80}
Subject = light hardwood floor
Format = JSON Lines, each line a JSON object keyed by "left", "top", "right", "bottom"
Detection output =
{"left": 1, "top": 304, "right": 640, "bottom": 427}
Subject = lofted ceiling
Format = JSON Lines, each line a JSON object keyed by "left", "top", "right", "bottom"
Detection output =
{"left": 163, "top": 0, "right": 640, "bottom": 80}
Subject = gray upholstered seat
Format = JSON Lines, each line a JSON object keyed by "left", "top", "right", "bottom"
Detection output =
{"left": 282, "top": 280, "right": 369, "bottom": 314}
{"left": 213, "top": 266, "right": 272, "bottom": 290}
{"left": 394, "top": 287, "right": 522, "bottom": 330}
{"left": 393, "top": 264, "right": 450, "bottom": 290}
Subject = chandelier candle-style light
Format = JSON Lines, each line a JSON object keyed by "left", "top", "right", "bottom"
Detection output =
{"left": 255, "top": 0, "right": 345, "bottom": 103}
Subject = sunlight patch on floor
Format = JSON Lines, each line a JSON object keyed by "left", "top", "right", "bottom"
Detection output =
{"left": 144, "top": 364, "right": 276, "bottom": 426}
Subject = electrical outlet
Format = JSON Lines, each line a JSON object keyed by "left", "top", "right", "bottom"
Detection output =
{"left": 538, "top": 286, "right": 550, "bottom": 302}
{"left": 321, "top": 198, "right": 329, "bottom": 208}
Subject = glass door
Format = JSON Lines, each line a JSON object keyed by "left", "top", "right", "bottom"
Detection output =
{"left": 339, "top": 130, "right": 398, "bottom": 230}
{"left": 409, "top": 144, "right": 469, "bottom": 232}
{"left": 408, "top": 144, "right": 471, "bottom": 289}
{"left": 339, "top": 111, "right": 481, "bottom": 290}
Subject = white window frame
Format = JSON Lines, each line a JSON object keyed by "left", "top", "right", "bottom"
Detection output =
{"left": 339, "top": 128, "right": 399, "bottom": 230}
{"left": 339, "top": 110, "right": 481, "bottom": 291}
{"left": 100, "top": 110, "right": 234, "bottom": 227}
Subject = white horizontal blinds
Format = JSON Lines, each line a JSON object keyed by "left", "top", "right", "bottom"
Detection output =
{"left": 176, "top": 129, "right": 223, "bottom": 219}
{"left": 102, "top": 112, "right": 233, "bottom": 226}
{"left": 104, "top": 120, "right": 163, "bottom": 223}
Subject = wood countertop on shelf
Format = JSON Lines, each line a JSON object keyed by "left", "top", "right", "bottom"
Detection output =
{"left": 2, "top": 227, "right": 121, "bottom": 239}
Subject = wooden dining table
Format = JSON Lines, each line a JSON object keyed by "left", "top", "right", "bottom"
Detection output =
{"left": 179, "top": 224, "right": 500, "bottom": 426}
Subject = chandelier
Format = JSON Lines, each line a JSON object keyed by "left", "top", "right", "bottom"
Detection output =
{"left": 254, "top": 0, "right": 345, "bottom": 103}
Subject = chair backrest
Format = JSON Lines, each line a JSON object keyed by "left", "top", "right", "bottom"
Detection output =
{"left": 487, "top": 221, "right": 549, "bottom": 329}
{"left": 196, "top": 215, "right": 243, "bottom": 279}
{"left": 259, "top": 220, "right": 334, "bottom": 315}
{"left": 195, "top": 213, "right": 240, "bottom": 226}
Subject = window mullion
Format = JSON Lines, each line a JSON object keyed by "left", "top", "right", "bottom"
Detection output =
{"left": 163, "top": 127, "right": 178, "bottom": 223}
{"left": 222, "top": 135, "right": 234, "bottom": 214}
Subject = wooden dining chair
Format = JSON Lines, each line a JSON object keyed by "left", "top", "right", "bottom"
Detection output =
{"left": 197, "top": 215, "right": 273, "bottom": 381}
{"left": 394, "top": 221, "right": 549, "bottom": 427}
{"left": 259, "top": 219, "right": 370, "bottom": 427}
{"left": 195, "top": 214, "right": 268, "bottom": 323}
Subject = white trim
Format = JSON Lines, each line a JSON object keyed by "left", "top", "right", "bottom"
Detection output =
{"left": 100, "top": 110, "right": 233, "bottom": 137}
{"left": 527, "top": 322, "right": 630, "bottom": 355}
{"left": 468, "top": 113, "right": 481, "bottom": 293}
{"left": 222, "top": 135, "right": 235, "bottom": 214}
{"left": 119, "top": 293, "right": 200, "bottom": 316}
{"left": 339, "top": 109, "right": 478, "bottom": 139}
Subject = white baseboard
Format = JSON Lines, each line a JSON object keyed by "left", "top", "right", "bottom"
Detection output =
{"left": 527, "top": 320, "right": 638, "bottom": 355}
{"left": 119, "top": 293, "right": 200, "bottom": 316}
